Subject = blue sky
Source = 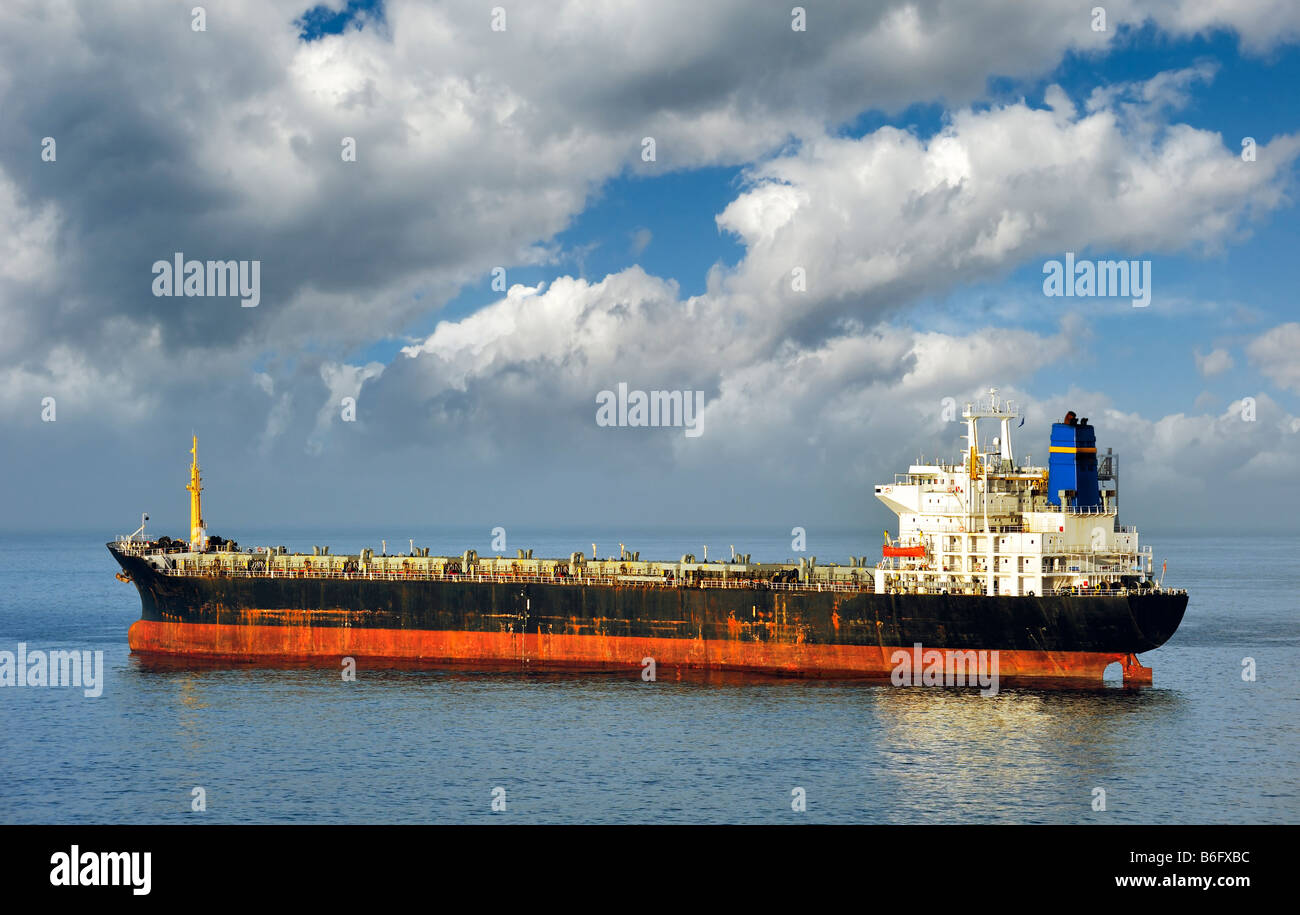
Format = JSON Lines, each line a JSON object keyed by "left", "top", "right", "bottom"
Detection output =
{"left": 297, "top": 0, "right": 386, "bottom": 41}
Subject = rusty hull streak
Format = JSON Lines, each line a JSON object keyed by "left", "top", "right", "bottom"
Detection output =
{"left": 128, "top": 619, "right": 1128, "bottom": 681}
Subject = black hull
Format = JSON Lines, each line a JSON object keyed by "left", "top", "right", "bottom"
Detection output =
{"left": 111, "top": 548, "right": 1187, "bottom": 656}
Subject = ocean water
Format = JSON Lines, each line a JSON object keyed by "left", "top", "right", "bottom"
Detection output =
{"left": 0, "top": 530, "right": 1295, "bottom": 824}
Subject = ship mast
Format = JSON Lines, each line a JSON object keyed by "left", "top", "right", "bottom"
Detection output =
{"left": 188, "top": 435, "right": 206, "bottom": 551}
{"left": 963, "top": 388, "right": 1018, "bottom": 596}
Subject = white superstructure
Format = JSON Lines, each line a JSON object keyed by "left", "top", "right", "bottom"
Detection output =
{"left": 872, "top": 389, "right": 1151, "bottom": 597}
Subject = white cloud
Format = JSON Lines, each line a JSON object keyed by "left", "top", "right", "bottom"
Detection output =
{"left": 629, "top": 228, "right": 653, "bottom": 257}
{"left": 1194, "top": 347, "right": 1235, "bottom": 377}
{"left": 716, "top": 83, "right": 1300, "bottom": 327}
{"left": 1120, "top": 0, "right": 1300, "bottom": 52}
{"left": 3, "top": 1, "right": 1296, "bottom": 383}
{"left": 1085, "top": 62, "right": 1219, "bottom": 120}
{"left": 307, "top": 360, "right": 386, "bottom": 453}
{"left": 1246, "top": 322, "right": 1300, "bottom": 392}
{"left": 1092, "top": 393, "right": 1299, "bottom": 493}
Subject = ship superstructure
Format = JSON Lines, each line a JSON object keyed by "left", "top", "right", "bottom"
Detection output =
{"left": 874, "top": 389, "right": 1146, "bottom": 599}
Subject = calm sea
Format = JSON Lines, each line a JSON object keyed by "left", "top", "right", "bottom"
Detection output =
{"left": 0, "top": 529, "right": 1295, "bottom": 824}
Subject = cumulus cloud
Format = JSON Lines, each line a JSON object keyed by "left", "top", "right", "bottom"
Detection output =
{"left": 1087, "top": 392, "right": 1299, "bottom": 496}
{"left": 2, "top": 0, "right": 1296, "bottom": 395}
{"left": 1246, "top": 322, "right": 1300, "bottom": 392}
{"left": 304, "top": 65, "right": 1299, "bottom": 529}
{"left": 1120, "top": 0, "right": 1300, "bottom": 52}
{"left": 233, "top": 68, "right": 1297, "bottom": 522}
{"left": 1195, "top": 347, "right": 1235, "bottom": 377}
{"left": 1084, "top": 61, "right": 1219, "bottom": 122}
{"left": 715, "top": 86, "right": 1299, "bottom": 334}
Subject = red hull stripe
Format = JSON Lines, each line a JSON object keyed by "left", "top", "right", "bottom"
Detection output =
{"left": 128, "top": 620, "right": 1129, "bottom": 681}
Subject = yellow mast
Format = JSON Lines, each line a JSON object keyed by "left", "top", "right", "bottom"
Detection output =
{"left": 187, "top": 435, "right": 205, "bottom": 550}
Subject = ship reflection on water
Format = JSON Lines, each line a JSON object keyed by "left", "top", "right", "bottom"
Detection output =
{"left": 129, "top": 650, "right": 1158, "bottom": 691}
{"left": 124, "top": 651, "right": 1192, "bottom": 823}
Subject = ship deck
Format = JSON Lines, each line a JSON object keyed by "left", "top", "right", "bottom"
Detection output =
{"left": 138, "top": 565, "right": 1185, "bottom": 599}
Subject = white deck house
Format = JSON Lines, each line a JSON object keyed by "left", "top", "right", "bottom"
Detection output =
{"left": 873, "top": 390, "right": 1151, "bottom": 597}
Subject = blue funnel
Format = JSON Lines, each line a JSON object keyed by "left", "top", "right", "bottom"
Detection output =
{"left": 1047, "top": 417, "right": 1101, "bottom": 508}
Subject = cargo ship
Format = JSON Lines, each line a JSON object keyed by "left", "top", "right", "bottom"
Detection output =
{"left": 110, "top": 390, "right": 1187, "bottom": 684}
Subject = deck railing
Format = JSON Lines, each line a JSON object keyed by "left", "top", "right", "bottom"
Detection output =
{"left": 145, "top": 565, "right": 876, "bottom": 593}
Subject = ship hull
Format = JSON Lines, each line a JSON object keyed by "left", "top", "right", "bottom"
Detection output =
{"left": 111, "top": 547, "right": 1187, "bottom": 684}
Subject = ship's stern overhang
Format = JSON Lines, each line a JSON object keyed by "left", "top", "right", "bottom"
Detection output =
{"left": 1128, "top": 588, "right": 1190, "bottom": 653}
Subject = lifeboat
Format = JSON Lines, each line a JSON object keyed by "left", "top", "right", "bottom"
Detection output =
{"left": 882, "top": 544, "right": 926, "bottom": 559}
